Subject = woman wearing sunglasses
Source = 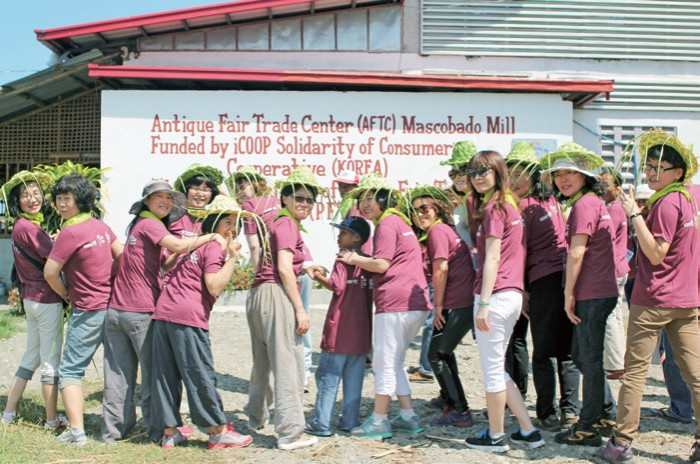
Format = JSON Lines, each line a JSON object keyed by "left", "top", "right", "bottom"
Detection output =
{"left": 600, "top": 130, "right": 700, "bottom": 463}
{"left": 441, "top": 141, "right": 477, "bottom": 207}
{"left": 540, "top": 143, "right": 618, "bottom": 448}
{"left": 463, "top": 151, "right": 543, "bottom": 452}
{"left": 405, "top": 186, "right": 476, "bottom": 428}
{"left": 505, "top": 143, "right": 580, "bottom": 432}
{"left": 245, "top": 167, "right": 323, "bottom": 451}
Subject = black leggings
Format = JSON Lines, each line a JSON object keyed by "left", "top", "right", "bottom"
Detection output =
{"left": 427, "top": 306, "right": 474, "bottom": 412}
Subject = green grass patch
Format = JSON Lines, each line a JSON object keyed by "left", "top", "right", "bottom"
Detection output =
{"left": 0, "top": 310, "right": 25, "bottom": 340}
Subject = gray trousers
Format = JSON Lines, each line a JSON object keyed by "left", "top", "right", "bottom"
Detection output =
{"left": 246, "top": 283, "right": 306, "bottom": 444}
{"left": 150, "top": 320, "right": 227, "bottom": 437}
{"left": 101, "top": 308, "right": 154, "bottom": 442}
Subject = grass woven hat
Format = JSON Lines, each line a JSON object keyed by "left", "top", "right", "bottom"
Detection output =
{"left": 440, "top": 141, "right": 477, "bottom": 167}
{"left": 400, "top": 185, "right": 453, "bottom": 215}
{"left": 637, "top": 129, "right": 698, "bottom": 181}
{"left": 225, "top": 166, "right": 266, "bottom": 194}
{"left": 173, "top": 164, "right": 225, "bottom": 194}
{"left": 1, "top": 170, "right": 53, "bottom": 204}
{"left": 506, "top": 142, "right": 539, "bottom": 171}
{"left": 189, "top": 194, "right": 254, "bottom": 220}
{"left": 274, "top": 166, "right": 327, "bottom": 195}
{"left": 540, "top": 142, "right": 604, "bottom": 179}
{"left": 346, "top": 173, "right": 400, "bottom": 201}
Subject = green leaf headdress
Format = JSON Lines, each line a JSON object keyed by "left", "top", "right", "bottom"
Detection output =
{"left": 0, "top": 170, "right": 53, "bottom": 209}
{"left": 224, "top": 166, "right": 270, "bottom": 197}
{"left": 173, "top": 163, "right": 225, "bottom": 194}
{"left": 440, "top": 140, "right": 477, "bottom": 167}
{"left": 540, "top": 142, "right": 604, "bottom": 180}
{"left": 636, "top": 129, "right": 698, "bottom": 182}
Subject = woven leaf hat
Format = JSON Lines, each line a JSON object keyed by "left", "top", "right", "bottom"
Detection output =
{"left": 346, "top": 173, "right": 400, "bottom": 202}
{"left": 1, "top": 170, "right": 53, "bottom": 206}
{"left": 173, "top": 164, "right": 225, "bottom": 194}
{"left": 401, "top": 185, "right": 453, "bottom": 215}
{"left": 540, "top": 142, "right": 604, "bottom": 179}
{"left": 189, "top": 194, "right": 253, "bottom": 220}
{"left": 637, "top": 129, "right": 698, "bottom": 181}
{"left": 506, "top": 142, "right": 539, "bottom": 170}
{"left": 274, "top": 166, "right": 327, "bottom": 195}
{"left": 225, "top": 166, "right": 266, "bottom": 195}
{"left": 440, "top": 140, "right": 477, "bottom": 167}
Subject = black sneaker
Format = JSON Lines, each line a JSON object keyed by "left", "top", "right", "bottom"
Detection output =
{"left": 465, "top": 428, "right": 510, "bottom": 453}
{"left": 554, "top": 423, "right": 602, "bottom": 447}
{"left": 510, "top": 428, "right": 545, "bottom": 449}
{"left": 593, "top": 418, "right": 616, "bottom": 438}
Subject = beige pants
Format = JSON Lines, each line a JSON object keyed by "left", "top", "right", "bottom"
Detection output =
{"left": 246, "top": 283, "right": 306, "bottom": 445}
{"left": 614, "top": 304, "right": 700, "bottom": 446}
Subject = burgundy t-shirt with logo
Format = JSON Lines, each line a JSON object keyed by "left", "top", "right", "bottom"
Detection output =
{"left": 11, "top": 218, "right": 62, "bottom": 304}
{"left": 242, "top": 194, "right": 281, "bottom": 236}
{"left": 48, "top": 218, "right": 116, "bottom": 311}
{"left": 426, "top": 222, "right": 474, "bottom": 308}
{"left": 607, "top": 200, "right": 631, "bottom": 278}
{"left": 520, "top": 195, "right": 567, "bottom": 285}
{"left": 110, "top": 217, "right": 170, "bottom": 313}
{"left": 168, "top": 213, "right": 202, "bottom": 239}
{"left": 252, "top": 214, "right": 306, "bottom": 286}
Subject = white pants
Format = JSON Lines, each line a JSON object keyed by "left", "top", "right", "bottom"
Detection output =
{"left": 603, "top": 274, "right": 628, "bottom": 372}
{"left": 474, "top": 291, "right": 522, "bottom": 393}
{"left": 17, "top": 300, "right": 64, "bottom": 384}
{"left": 373, "top": 311, "right": 429, "bottom": 396}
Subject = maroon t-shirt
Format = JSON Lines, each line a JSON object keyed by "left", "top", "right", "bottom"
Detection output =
{"left": 168, "top": 213, "right": 202, "bottom": 239}
{"left": 252, "top": 213, "right": 306, "bottom": 286}
{"left": 242, "top": 194, "right": 281, "bottom": 236}
{"left": 565, "top": 193, "right": 618, "bottom": 301}
{"left": 607, "top": 201, "right": 631, "bottom": 278}
{"left": 154, "top": 241, "right": 224, "bottom": 330}
{"left": 426, "top": 222, "right": 474, "bottom": 308}
{"left": 631, "top": 191, "right": 698, "bottom": 309}
{"left": 474, "top": 201, "right": 526, "bottom": 295}
{"left": 48, "top": 218, "right": 116, "bottom": 311}
{"left": 110, "top": 217, "right": 170, "bottom": 313}
{"left": 320, "top": 261, "right": 373, "bottom": 355}
{"left": 11, "top": 218, "right": 62, "bottom": 304}
{"left": 520, "top": 196, "right": 567, "bottom": 285}
{"left": 372, "top": 213, "right": 432, "bottom": 313}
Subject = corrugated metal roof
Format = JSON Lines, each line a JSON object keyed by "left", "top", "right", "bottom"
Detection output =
{"left": 0, "top": 50, "right": 120, "bottom": 123}
{"left": 36, "top": 0, "right": 401, "bottom": 54}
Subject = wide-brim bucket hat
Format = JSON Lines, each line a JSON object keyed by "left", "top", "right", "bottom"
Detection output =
{"left": 440, "top": 140, "right": 477, "bottom": 167}
{"left": 173, "top": 164, "right": 225, "bottom": 194}
{"left": 540, "top": 142, "right": 604, "bottom": 179}
{"left": 128, "top": 180, "right": 189, "bottom": 223}
{"left": 1, "top": 170, "right": 53, "bottom": 205}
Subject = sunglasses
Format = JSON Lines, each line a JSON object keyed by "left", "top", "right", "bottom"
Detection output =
{"left": 448, "top": 166, "right": 469, "bottom": 179}
{"left": 415, "top": 204, "right": 432, "bottom": 214}
{"left": 467, "top": 166, "right": 492, "bottom": 179}
{"left": 293, "top": 195, "right": 316, "bottom": 205}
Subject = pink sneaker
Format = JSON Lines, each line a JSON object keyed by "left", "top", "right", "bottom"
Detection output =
{"left": 208, "top": 423, "right": 253, "bottom": 449}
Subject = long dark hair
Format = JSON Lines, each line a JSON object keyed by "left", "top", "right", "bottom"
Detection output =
{"left": 468, "top": 150, "right": 518, "bottom": 224}
{"left": 126, "top": 195, "right": 175, "bottom": 235}
{"left": 7, "top": 181, "right": 51, "bottom": 218}
{"left": 530, "top": 170, "right": 555, "bottom": 201}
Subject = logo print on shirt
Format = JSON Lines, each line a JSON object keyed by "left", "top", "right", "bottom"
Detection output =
{"left": 127, "top": 234, "right": 137, "bottom": 246}
{"left": 189, "top": 251, "right": 199, "bottom": 264}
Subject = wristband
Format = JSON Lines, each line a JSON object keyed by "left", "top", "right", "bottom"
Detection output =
{"left": 629, "top": 212, "right": 642, "bottom": 220}
{"left": 478, "top": 301, "right": 490, "bottom": 306}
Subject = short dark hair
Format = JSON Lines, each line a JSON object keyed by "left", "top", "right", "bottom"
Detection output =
{"left": 373, "top": 188, "right": 397, "bottom": 212}
{"left": 602, "top": 170, "right": 623, "bottom": 187}
{"left": 647, "top": 145, "right": 687, "bottom": 181}
{"left": 280, "top": 184, "right": 318, "bottom": 205}
{"left": 51, "top": 173, "right": 97, "bottom": 213}
{"left": 6, "top": 181, "right": 50, "bottom": 218}
{"left": 185, "top": 175, "right": 220, "bottom": 204}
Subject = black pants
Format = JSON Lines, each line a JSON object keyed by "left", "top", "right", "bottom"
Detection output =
{"left": 528, "top": 271, "right": 580, "bottom": 420}
{"left": 427, "top": 306, "right": 473, "bottom": 413}
{"left": 505, "top": 314, "right": 530, "bottom": 398}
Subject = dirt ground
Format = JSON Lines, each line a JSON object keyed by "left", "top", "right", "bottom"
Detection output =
{"left": 0, "top": 296, "right": 697, "bottom": 463}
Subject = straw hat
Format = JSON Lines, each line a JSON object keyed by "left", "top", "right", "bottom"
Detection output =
{"left": 274, "top": 166, "right": 327, "bottom": 195}
{"left": 540, "top": 142, "right": 604, "bottom": 179}
{"left": 1, "top": 170, "right": 53, "bottom": 204}
{"left": 189, "top": 194, "right": 253, "bottom": 220}
{"left": 225, "top": 166, "right": 266, "bottom": 194}
{"left": 173, "top": 164, "right": 224, "bottom": 194}
{"left": 346, "top": 173, "right": 399, "bottom": 200}
{"left": 505, "top": 142, "right": 539, "bottom": 169}
{"left": 440, "top": 141, "right": 477, "bottom": 167}
{"left": 637, "top": 129, "right": 698, "bottom": 181}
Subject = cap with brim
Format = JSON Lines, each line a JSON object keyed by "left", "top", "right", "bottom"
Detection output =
{"left": 637, "top": 129, "right": 698, "bottom": 181}
{"left": 540, "top": 142, "right": 604, "bottom": 179}
{"left": 189, "top": 194, "right": 255, "bottom": 220}
{"left": 635, "top": 183, "right": 653, "bottom": 200}
{"left": 346, "top": 173, "right": 400, "bottom": 201}
{"left": 440, "top": 140, "right": 477, "bottom": 167}
{"left": 129, "top": 181, "right": 189, "bottom": 223}
{"left": 173, "top": 164, "right": 224, "bottom": 194}
{"left": 505, "top": 142, "right": 539, "bottom": 170}
{"left": 274, "top": 166, "right": 327, "bottom": 195}
{"left": 334, "top": 170, "right": 359, "bottom": 185}
{"left": 332, "top": 215, "right": 370, "bottom": 244}
{"left": 225, "top": 166, "right": 266, "bottom": 194}
{"left": 1, "top": 170, "right": 53, "bottom": 204}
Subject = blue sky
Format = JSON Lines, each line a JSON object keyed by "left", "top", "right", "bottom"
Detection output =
{"left": 1, "top": 1, "right": 214, "bottom": 84}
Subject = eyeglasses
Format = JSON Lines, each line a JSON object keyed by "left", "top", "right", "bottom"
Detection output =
{"left": 415, "top": 204, "right": 432, "bottom": 214}
{"left": 644, "top": 163, "right": 677, "bottom": 175}
{"left": 19, "top": 192, "right": 43, "bottom": 202}
{"left": 448, "top": 166, "right": 469, "bottom": 179}
{"left": 293, "top": 195, "right": 316, "bottom": 205}
{"left": 466, "top": 166, "right": 492, "bottom": 179}
{"left": 189, "top": 187, "right": 213, "bottom": 194}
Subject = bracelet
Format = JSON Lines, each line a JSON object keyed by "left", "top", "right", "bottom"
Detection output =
{"left": 478, "top": 301, "right": 490, "bottom": 306}
{"left": 629, "top": 212, "right": 642, "bottom": 220}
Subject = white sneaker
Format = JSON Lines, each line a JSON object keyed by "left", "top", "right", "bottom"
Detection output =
{"left": 55, "top": 429, "right": 88, "bottom": 446}
{"left": 44, "top": 414, "right": 69, "bottom": 430}
{"left": 278, "top": 435, "right": 318, "bottom": 450}
{"left": 1, "top": 411, "right": 18, "bottom": 424}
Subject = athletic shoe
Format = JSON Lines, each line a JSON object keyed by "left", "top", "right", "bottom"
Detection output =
{"left": 44, "top": 414, "right": 69, "bottom": 430}
{"left": 55, "top": 429, "right": 88, "bottom": 446}
{"left": 1, "top": 411, "right": 19, "bottom": 424}
{"left": 510, "top": 428, "right": 545, "bottom": 449}
{"left": 162, "top": 431, "right": 188, "bottom": 449}
{"left": 555, "top": 423, "right": 602, "bottom": 447}
{"left": 351, "top": 416, "right": 392, "bottom": 439}
{"left": 208, "top": 423, "right": 253, "bottom": 449}
{"left": 391, "top": 414, "right": 424, "bottom": 434}
{"left": 465, "top": 428, "right": 510, "bottom": 452}
{"left": 561, "top": 413, "right": 579, "bottom": 427}
{"left": 689, "top": 441, "right": 700, "bottom": 462}
{"left": 304, "top": 421, "right": 333, "bottom": 437}
{"left": 428, "top": 396, "right": 447, "bottom": 409}
{"left": 430, "top": 408, "right": 474, "bottom": 427}
{"left": 537, "top": 414, "right": 562, "bottom": 432}
{"left": 593, "top": 418, "right": 616, "bottom": 438}
{"left": 177, "top": 426, "right": 194, "bottom": 435}
{"left": 598, "top": 437, "right": 634, "bottom": 463}
{"left": 277, "top": 435, "right": 317, "bottom": 450}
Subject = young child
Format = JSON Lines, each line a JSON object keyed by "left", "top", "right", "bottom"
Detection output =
{"left": 304, "top": 216, "right": 373, "bottom": 436}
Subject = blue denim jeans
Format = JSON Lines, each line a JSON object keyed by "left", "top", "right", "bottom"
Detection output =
{"left": 299, "top": 273, "right": 313, "bottom": 381}
{"left": 660, "top": 329, "right": 693, "bottom": 420}
{"left": 418, "top": 283, "right": 434, "bottom": 376}
{"left": 571, "top": 297, "right": 617, "bottom": 428}
{"left": 308, "top": 351, "right": 366, "bottom": 432}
